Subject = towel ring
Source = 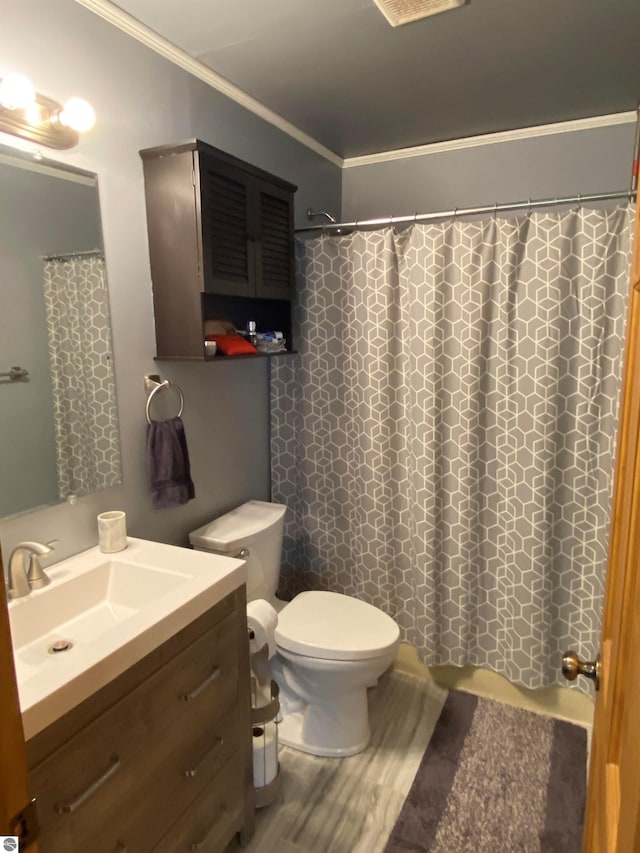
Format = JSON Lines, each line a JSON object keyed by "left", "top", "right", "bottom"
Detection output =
{"left": 145, "top": 380, "right": 184, "bottom": 425}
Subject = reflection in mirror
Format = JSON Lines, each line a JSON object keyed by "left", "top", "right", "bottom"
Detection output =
{"left": 0, "top": 146, "right": 121, "bottom": 518}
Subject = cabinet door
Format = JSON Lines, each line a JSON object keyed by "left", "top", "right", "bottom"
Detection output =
{"left": 142, "top": 150, "right": 205, "bottom": 359}
{"left": 253, "top": 179, "right": 295, "bottom": 300}
{"left": 200, "top": 155, "right": 255, "bottom": 298}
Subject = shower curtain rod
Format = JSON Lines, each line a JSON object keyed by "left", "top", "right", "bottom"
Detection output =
{"left": 43, "top": 249, "right": 104, "bottom": 261}
{"left": 297, "top": 189, "right": 636, "bottom": 234}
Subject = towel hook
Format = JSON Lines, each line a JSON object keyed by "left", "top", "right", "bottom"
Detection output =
{"left": 145, "top": 376, "right": 184, "bottom": 425}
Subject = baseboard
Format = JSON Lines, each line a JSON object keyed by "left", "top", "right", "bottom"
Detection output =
{"left": 393, "top": 642, "right": 594, "bottom": 729}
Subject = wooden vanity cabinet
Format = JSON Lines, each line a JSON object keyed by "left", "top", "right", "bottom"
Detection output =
{"left": 140, "top": 139, "right": 297, "bottom": 360}
{"left": 26, "top": 586, "right": 255, "bottom": 853}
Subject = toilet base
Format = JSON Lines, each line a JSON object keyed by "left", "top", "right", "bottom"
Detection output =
{"left": 277, "top": 688, "right": 371, "bottom": 757}
{"left": 278, "top": 711, "right": 370, "bottom": 758}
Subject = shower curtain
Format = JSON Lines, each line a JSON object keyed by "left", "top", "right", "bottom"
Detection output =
{"left": 270, "top": 205, "right": 633, "bottom": 689}
{"left": 43, "top": 255, "right": 121, "bottom": 499}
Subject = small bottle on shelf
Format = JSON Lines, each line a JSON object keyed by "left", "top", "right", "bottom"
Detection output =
{"left": 247, "top": 320, "right": 258, "bottom": 347}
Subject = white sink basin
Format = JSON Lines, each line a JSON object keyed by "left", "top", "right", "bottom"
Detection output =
{"left": 8, "top": 537, "right": 246, "bottom": 739}
{"left": 10, "top": 559, "right": 187, "bottom": 651}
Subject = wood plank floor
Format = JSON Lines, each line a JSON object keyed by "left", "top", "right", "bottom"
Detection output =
{"left": 227, "top": 671, "right": 448, "bottom": 853}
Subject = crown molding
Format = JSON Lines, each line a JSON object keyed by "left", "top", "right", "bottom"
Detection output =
{"left": 342, "top": 112, "right": 638, "bottom": 168}
{"left": 74, "top": 0, "right": 344, "bottom": 168}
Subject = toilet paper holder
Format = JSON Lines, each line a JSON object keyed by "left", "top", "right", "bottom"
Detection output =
{"left": 250, "top": 679, "right": 281, "bottom": 808}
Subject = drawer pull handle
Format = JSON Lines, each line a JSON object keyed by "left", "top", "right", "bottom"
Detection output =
{"left": 184, "top": 736, "right": 224, "bottom": 778}
{"left": 180, "top": 666, "right": 221, "bottom": 702}
{"left": 189, "top": 803, "right": 228, "bottom": 850}
{"left": 56, "top": 754, "right": 121, "bottom": 814}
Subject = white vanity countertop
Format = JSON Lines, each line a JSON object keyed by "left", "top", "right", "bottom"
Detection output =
{"left": 8, "top": 537, "right": 246, "bottom": 740}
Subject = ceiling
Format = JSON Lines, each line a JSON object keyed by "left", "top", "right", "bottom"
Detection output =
{"left": 112, "top": 0, "right": 640, "bottom": 159}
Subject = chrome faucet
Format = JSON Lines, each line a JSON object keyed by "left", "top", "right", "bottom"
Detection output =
{"left": 7, "top": 541, "right": 54, "bottom": 599}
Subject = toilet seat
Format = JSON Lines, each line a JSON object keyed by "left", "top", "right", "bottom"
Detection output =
{"left": 275, "top": 590, "right": 399, "bottom": 661}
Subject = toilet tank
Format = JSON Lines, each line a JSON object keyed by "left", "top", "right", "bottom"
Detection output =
{"left": 189, "top": 500, "right": 286, "bottom": 603}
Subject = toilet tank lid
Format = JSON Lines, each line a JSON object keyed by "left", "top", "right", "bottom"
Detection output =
{"left": 189, "top": 500, "right": 286, "bottom": 552}
{"left": 275, "top": 591, "right": 399, "bottom": 661}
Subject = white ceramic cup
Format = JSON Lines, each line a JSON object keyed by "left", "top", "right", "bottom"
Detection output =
{"left": 98, "top": 510, "right": 127, "bottom": 553}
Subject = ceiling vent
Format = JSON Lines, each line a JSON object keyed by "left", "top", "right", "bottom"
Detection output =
{"left": 372, "top": 0, "right": 468, "bottom": 27}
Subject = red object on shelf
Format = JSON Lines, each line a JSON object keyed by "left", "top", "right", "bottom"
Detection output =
{"left": 205, "top": 334, "right": 258, "bottom": 356}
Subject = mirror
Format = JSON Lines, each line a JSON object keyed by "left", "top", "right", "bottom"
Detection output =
{"left": 0, "top": 144, "right": 121, "bottom": 518}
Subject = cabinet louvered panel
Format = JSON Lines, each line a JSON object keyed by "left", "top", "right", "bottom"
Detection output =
{"left": 256, "top": 190, "right": 293, "bottom": 299}
{"left": 202, "top": 166, "right": 253, "bottom": 297}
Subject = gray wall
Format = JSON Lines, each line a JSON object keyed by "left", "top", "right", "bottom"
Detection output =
{"left": 0, "top": 0, "right": 342, "bottom": 566}
{"left": 342, "top": 124, "right": 635, "bottom": 220}
{"left": 0, "top": 164, "right": 101, "bottom": 517}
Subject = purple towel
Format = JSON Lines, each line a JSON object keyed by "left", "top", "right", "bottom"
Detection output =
{"left": 146, "top": 416, "right": 195, "bottom": 510}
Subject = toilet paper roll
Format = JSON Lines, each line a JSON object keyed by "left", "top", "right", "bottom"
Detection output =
{"left": 247, "top": 599, "right": 278, "bottom": 659}
{"left": 252, "top": 723, "right": 278, "bottom": 788}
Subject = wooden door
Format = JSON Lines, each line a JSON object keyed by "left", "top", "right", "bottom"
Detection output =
{"left": 0, "top": 547, "right": 38, "bottom": 850}
{"left": 582, "top": 201, "right": 640, "bottom": 852}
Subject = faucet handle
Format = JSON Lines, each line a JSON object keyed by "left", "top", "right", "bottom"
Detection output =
{"left": 8, "top": 541, "right": 55, "bottom": 598}
{"left": 27, "top": 554, "right": 51, "bottom": 590}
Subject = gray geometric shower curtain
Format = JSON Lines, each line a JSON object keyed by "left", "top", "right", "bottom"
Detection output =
{"left": 43, "top": 255, "right": 121, "bottom": 499}
{"left": 270, "top": 205, "right": 633, "bottom": 690}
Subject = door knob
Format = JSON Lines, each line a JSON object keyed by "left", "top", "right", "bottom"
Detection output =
{"left": 562, "top": 650, "right": 601, "bottom": 691}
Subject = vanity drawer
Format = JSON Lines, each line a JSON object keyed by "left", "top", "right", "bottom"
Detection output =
{"left": 31, "top": 610, "right": 240, "bottom": 853}
{"left": 113, "top": 703, "right": 242, "bottom": 853}
{"left": 153, "top": 752, "right": 244, "bottom": 853}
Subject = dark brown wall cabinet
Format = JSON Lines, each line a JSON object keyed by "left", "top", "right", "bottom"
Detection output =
{"left": 140, "top": 139, "right": 297, "bottom": 360}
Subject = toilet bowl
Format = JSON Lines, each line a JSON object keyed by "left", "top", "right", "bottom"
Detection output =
{"left": 189, "top": 501, "right": 400, "bottom": 757}
{"left": 272, "top": 590, "right": 399, "bottom": 756}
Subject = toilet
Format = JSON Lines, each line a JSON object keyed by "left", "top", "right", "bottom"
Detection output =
{"left": 189, "top": 500, "right": 400, "bottom": 757}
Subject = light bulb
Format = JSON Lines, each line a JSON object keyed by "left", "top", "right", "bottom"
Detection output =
{"left": 0, "top": 72, "right": 36, "bottom": 110}
{"left": 58, "top": 97, "right": 95, "bottom": 132}
{"left": 25, "top": 102, "right": 42, "bottom": 125}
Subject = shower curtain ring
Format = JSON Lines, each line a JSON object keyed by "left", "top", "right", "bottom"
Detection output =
{"left": 527, "top": 198, "right": 532, "bottom": 216}
{"left": 453, "top": 206, "right": 458, "bottom": 221}
{"left": 493, "top": 201, "right": 498, "bottom": 219}
{"left": 414, "top": 212, "right": 418, "bottom": 224}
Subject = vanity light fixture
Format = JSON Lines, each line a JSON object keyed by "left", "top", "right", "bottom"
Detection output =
{"left": 0, "top": 70, "right": 95, "bottom": 149}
